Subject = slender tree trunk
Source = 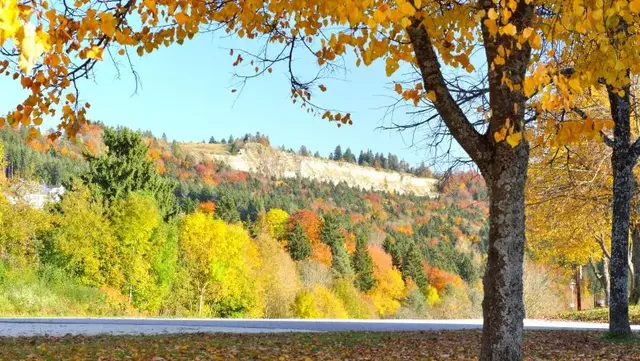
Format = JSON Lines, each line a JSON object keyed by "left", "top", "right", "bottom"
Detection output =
{"left": 576, "top": 266, "right": 582, "bottom": 311}
{"left": 632, "top": 226, "right": 640, "bottom": 304}
{"left": 608, "top": 85, "right": 633, "bottom": 336}
{"left": 198, "top": 291, "right": 204, "bottom": 316}
{"left": 480, "top": 144, "right": 528, "bottom": 361}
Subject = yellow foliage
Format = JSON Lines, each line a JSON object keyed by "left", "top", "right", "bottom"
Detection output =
{"left": 291, "top": 289, "right": 320, "bottom": 318}
{"left": 369, "top": 268, "right": 405, "bottom": 317}
{"left": 266, "top": 208, "right": 289, "bottom": 241}
{"left": 425, "top": 285, "right": 440, "bottom": 307}
{"left": 311, "top": 285, "right": 349, "bottom": 318}
{"left": 179, "top": 212, "right": 263, "bottom": 317}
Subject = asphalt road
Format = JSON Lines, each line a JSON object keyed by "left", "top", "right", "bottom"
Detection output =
{"left": 0, "top": 318, "right": 638, "bottom": 337}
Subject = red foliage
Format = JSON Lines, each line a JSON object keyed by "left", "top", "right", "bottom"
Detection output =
{"left": 424, "top": 263, "right": 464, "bottom": 294}
{"left": 199, "top": 201, "right": 216, "bottom": 214}
{"left": 368, "top": 244, "right": 393, "bottom": 273}
{"left": 288, "top": 209, "right": 332, "bottom": 266}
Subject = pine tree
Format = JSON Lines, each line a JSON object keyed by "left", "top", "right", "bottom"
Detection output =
{"left": 209, "top": 136, "right": 216, "bottom": 144}
{"left": 343, "top": 148, "right": 356, "bottom": 163}
{"left": 352, "top": 228, "right": 376, "bottom": 292}
{"left": 215, "top": 192, "right": 241, "bottom": 223}
{"left": 286, "top": 222, "right": 313, "bottom": 261}
{"left": 403, "top": 243, "right": 428, "bottom": 290}
{"left": 82, "top": 127, "right": 178, "bottom": 220}
{"left": 321, "top": 213, "right": 353, "bottom": 277}
{"left": 333, "top": 145, "right": 343, "bottom": 161}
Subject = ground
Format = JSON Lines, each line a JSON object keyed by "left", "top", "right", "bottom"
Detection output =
{"left": 1, "top": 331, "right": 639, "bottom": 361}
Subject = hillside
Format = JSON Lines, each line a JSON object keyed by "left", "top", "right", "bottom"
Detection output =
{"left": 0, "top": 124, "right": 501, "bottom": 321}
{"left": 182, "top": 142, "right": 439, "bottom": 198}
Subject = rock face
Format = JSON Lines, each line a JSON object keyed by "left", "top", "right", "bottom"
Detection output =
{"left": 188, "top": 142, "right": 439, "bottom": 197}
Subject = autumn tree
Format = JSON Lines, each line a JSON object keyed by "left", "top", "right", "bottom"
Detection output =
{"left": 110, "top": 192, "right": 161, "bottom": 306}
{"left": 44, "top": 180, "right": 119, "bottom": 288}
{"left": 266, "top": 208, "right": 289, "bottom": 240}
{"left": 255, "top": 231, "right": 300, "bottom": 318}
{"left": 179, "top": 212, "right": 263, "bottom": 317}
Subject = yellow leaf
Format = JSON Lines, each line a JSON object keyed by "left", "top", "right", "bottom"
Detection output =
{"left": 604, "top": 119, "right": 615, "bottom": 129}
{"left": 175, "top": 12, "right": 190, "bottom": 24}
{"left": 506, "top": 131, "right": 522, "bottom": 147}
{"left": 426, "top": 91, "right": 436, "bottom": 102}
{"left": 487, "top": 8, "right": 498, "bottom": 20}
{"left": 118, "top": 48, "right": 125, "bottom": 55}
{"left": 494, "top": 55, "right": 505, "bottom": 65}
{"left": 66, "top": 93, "right": 76, "bottom": 103}
{"left": 631, "top": 0, "right": 640, "bottom": 13}
{"left": 501, "top": 23, "right": 517, "bottom": 36}
{"left": 530, "top": 34, "right": 542, "bottom": 49}
{"left": 399, "top": 2, "right": 415, "bottom": 16}
{"left": 98, "top": 12, "right": 116, "bottom": 37}
{"left": 494, "top": 128, "right": 508, "bottom": 142}
{"left": 401, "top": 17, "right": 411, "bottom": 28}
{"left": 414, "top": 0, "right": 422, "bottom": 8}
{"left": 483, "top": 19, "right": 498, "bottom": 36}
{"left": 522, "top": 27, "right": 533, "bottom": 39}
{"left": 568, "top": 78, "right": 581, "bottom": 92}
{"left": 86, "top": 46, "right": 103, "bottom": 60}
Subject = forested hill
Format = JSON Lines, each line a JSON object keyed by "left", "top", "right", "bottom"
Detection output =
{"left": 0, "top": 124, "right": 490, "bottom": 319}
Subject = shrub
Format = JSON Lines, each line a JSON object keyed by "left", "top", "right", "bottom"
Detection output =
{"left": 332, "top": 278, "right": 375, "bottom": 319}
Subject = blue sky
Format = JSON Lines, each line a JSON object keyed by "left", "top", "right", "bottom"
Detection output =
{"left": 1, "top": 33, "right": 470, "bottom": 169}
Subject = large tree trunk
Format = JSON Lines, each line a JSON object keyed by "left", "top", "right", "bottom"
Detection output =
{"left": 608, "top": 85, "right": 633, "bottom": 336}
{"left": 480, "top": 144, "right": 528, "bottom": 361}
{"left": 632, "top": 226, "right": 640, "bottom": 304}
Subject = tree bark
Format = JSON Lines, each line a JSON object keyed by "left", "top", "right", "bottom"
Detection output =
{"left": 480, "top": 144, "right": 528, "bottom": 361}
{"left": 608, "top": 84, "right": 633, "bottom": 336}
{"left": 604, "top": 257, "right": 611, "bottom": 307}
{"left": 405, "top": 0, "right": 532, "bottom": 358}
{"left": 632, "top": 226, "right": 640, "bottom": 304}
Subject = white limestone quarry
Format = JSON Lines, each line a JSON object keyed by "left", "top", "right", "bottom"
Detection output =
{"left": 189, "top": 142, "right": 439, "bottom": 197}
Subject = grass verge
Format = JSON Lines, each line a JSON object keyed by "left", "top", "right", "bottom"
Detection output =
{"left": 556, "top": 305, "right": 640, "bottom": 324}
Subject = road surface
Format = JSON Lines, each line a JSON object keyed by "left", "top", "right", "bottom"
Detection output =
{"left": 0, "top": 318, "right": 638, "bottom": 337}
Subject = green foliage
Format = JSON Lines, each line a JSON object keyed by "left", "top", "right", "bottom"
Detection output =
{"left": 0, "top": 265, "right": 129, "bottom": 316}
{"left": 320, "top": 213, "right": 353, "bottom": 277}
{"left": 82, "top": 127, "right": 177, "bottom": 220}
{"left": 214, "top": 192, "right": 241, "bottom": 223}
{"left": 0, "top": 128, "right": 88, "bottom": 186}
{"left": 43, "top": 180, "right": 119, "bottom": 288}
{"left": 111, "top": 192, "right": 162, "bottom": 308}
{"left": 403, "top": 244, "right": 428, "bottom": 290}
{"left": 352, "top": 228, "right": 375, "bottom": 292}
{"left": 286, "top": 222, "right": 313, "bottom": 261}
{"left": 0, "top": 194, "right": 50, "bottom": 269}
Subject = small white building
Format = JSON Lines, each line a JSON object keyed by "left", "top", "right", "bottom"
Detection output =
{"left": 4, "top": 181, "right": 65, "bottom": 209}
